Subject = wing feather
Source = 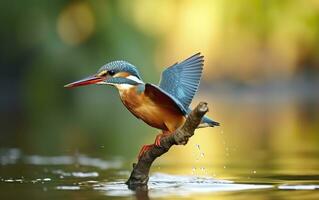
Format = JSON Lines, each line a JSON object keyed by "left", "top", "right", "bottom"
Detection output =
{"left": 158, "top": 53, "right": 204, "bottom": 109}
{"left": 145, "top": 84, "right": 187, "bottom": 115}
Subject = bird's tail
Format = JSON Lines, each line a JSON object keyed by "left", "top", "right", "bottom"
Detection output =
{"left": 197, "top": 115, "right": 220, "bottom": 128}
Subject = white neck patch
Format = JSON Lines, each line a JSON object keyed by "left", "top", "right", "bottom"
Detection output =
{"left": 116, "top": 83, "right": 134, "bottom": 90}
{"left": 126, "top": 75, "right": 144, "bottom": 84}
{"left": 96, "top": 75, "right": 143, "bottom": 95}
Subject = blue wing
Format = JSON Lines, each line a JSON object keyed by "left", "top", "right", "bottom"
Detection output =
{"left": 145, "top": 84, "right": 188, "bottom": 115}
{"left": 145, "top": 84, "right": 220, "bottom": 127}
{"left": 145, "top": 84, "right": 219, "bottom": 127}
{"left": 159, "top": 53, "right": 204, "bottom": 110}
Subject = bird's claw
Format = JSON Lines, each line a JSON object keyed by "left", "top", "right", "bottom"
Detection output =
{"left": 137, "top": 133, "right": 171, "bottom": 159}
{"left": 154, "top": 134, "right": 164, "bottom": 147}
{"left": 137, "top": 144, "right": 153, "bottom": 160}
{"left": 154, "top": 132, "right": 171, "bottom": 147}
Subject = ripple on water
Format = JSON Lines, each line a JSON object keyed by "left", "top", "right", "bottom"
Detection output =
{"left": 52, "top": 170, "right": 99, "bottom": 178}
{"left": 278, "top": 185, "right": 319, "bottom": 190}
{"left": 0, "top": 148, "right": 122, "bottom": 170}
{"left": 2, "top": 148, "right": 319, "bottom": 198}
{"left": 56, "top": 186, "right": 81, "bottom": 190}
{"left": 95, "top": 173, "right": 273, "bottom": 197}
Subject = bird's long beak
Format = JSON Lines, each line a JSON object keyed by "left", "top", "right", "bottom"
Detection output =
{"left": 64, "top": 75, "right": 104, "bottom": 88}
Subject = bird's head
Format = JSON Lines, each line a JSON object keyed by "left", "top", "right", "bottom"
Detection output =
{"left": 64, "top": 61, "right": 143, "bottom": 89}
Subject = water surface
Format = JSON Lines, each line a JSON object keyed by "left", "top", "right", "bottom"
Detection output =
{"left": 1, "top": 148, "right": 318, "bottom": 200}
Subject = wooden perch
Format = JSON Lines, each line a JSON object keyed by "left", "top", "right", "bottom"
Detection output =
{"left": 126, "top": 102, "right": 209, "bottom": 189}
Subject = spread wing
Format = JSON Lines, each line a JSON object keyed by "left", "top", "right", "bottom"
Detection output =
{"left": 159, "top": 53, "right": 204, "bottom": 110}
{"left": 145, "top": 83, "right": 187, "bottom": 115}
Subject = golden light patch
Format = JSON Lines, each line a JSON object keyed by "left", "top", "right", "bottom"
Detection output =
{"left": 114, "top": 72, "right": 130, "bottom": 78}
{"left": 57, "top": 1, "right": 95, "bottom": 46}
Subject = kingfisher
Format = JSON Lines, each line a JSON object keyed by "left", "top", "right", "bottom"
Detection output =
{"left": 65, "top": 53, "right": 219, "bottom": 158}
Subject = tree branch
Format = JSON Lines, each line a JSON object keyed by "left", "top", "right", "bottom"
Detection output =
{"left": 126, "top": 102, "right": 209, "bottom": 189}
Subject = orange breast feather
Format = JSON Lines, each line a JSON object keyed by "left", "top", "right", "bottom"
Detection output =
{"left": 119, "top": 86, "right": 185, "bottom": 132}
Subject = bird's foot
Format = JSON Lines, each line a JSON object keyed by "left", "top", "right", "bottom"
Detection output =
{"left": 154, "top": 132, "right": 170, "bottom": 147}
{"left": 154, "top": 134, "right": 163, "bottom": 147}
{"left": 138, "top": 144, "right": 154, "bottom": 160}
{"left": 137, "top": 132, "right": 171, "bottom": 159}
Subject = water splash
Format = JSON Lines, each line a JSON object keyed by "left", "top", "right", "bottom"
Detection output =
{"left": 192, "top": 144, "right": 208, "bottom": 175}
{"left": 95, "top": 173, "right": 273, "bottom": 197}
{"left": 191, "top": 167, "right": 196, "bottom": 175}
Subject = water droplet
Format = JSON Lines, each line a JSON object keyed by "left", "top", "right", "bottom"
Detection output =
{"left": 200, "top": 152, "right": 205, "bottom": 157}
{"left": 223, "top": 166, "right": 226, "bottom": 169}
{"left": 191, "top": 167, "right": 196, "bottom": 175}
{"left": 195, "top": 144, "right": 200, "bottom": 150}
{"left": 253, "top": 170, "right": 257, "bottom": 174}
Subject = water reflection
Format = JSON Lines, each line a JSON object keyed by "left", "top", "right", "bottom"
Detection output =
{"left": 1, "top": 149, "right": 319, "bottom": 200}
{"left": 1, "top": 83, "right": 319, "bottom": 200}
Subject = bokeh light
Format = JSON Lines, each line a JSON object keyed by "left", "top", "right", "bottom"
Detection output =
{"left": 57, "top": 1, "right": 95, "bottom": 46}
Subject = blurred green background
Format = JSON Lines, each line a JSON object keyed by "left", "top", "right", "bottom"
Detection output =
{"left": 1, "top": 0, "right": 319, "bottom": 170}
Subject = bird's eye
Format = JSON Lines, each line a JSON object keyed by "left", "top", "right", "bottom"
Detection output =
{"left": 108, "top": 70, "right": 115, "bottom": 76}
